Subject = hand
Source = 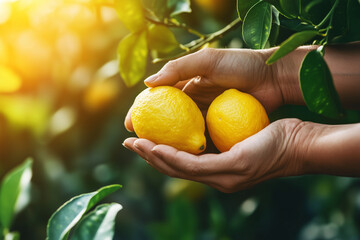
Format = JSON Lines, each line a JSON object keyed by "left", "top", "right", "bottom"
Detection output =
{"left": 125, "top": 48, "right": 285, "bottom": 132}
{"left": 123, "top": 119, "right": 304, "bottom": 193}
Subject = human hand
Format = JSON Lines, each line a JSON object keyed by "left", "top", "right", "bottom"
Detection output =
{"left": 125, "top": 48, "right": 285, "bottom": 132}
{"left": 123, "top": 119, "right": 305, "bottom": 192}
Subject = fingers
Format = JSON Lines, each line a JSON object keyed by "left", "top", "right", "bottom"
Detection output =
{"left": 124, "top": 138, "right": 210, "bottom": 182}
{"left": 124, "top": 106, "right": 134, "bottom": 132}
{"left": 144, "top": 48, "right": 222, "bottom": 87}
{"left": 151, "top": 144, "right": 235, "bottom": 175}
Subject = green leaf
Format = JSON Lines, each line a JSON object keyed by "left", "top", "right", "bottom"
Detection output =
{"left": 237, "top": 0, "right": 260, "bottom": 20}
{"left": 118, "top": 31, "right": 148, "bottom": 87}
{"left": 143, "top": 0, "right": 168, "bottom": 20}
{"left": 299, "top": 49, "right": 344, "bottom": 119}
{"left": 147, "top": 24, "right": 179, "bottom": 53}
{"left": 263, "top": 0, "right": 299, "bottom": 18}
{"left": 168, "top": 0, "right": 191, "bottom": 17}
{"left": 71, "top": 203, "right": 122, "bottom": 240}
{"left": 46, "top": 184, "right": 122, "bottom": 240}
{"left": 114, "top": 0, "right": 145, "bottom": 32}
{"left": 266, "top": 30, "right": 318, "bottom": 64}
{"left": 279, "top": 0, "right": 300, "bottom": 18}
{"left": 242, "top": 1, "right": 272, "bottom": 49}
{"left": 268, "top": 6, "right": 280, "bottom": 46}
{"left": 0, "top": 158, "right": 32, "bottom": 230}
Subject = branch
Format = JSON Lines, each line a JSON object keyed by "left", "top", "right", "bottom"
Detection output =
{"left": 145, "top": 16, "right": 205, "bottom": 38}
{"left": 152, "top": 18, "right": 242, "bottom": 63}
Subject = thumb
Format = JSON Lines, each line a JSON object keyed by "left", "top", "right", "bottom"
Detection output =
{"left": 144, "top": 48, "right": 220, "bottom": 87}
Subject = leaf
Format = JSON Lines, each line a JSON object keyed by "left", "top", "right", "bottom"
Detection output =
{"left": 237, "top": 0, "right": 260, "bottom": 20}
{"left": 71, "top": 203, "right": 122, "bottom": 240}
{"left": 143, "top": 0, "right": 168, "bottom": 20}
{"left": 299, "top": 49, "right": 344, "bottom": 119}
{"left": 46, "top": 184, "right": 122, "bottom": 240}
{"left": 147, "top": 24, "right": 179, "bottom": 53}
{"left": 279, "top": 18, "right": 316, "bottom": 32}
{"left": 118, "top": 31, "right": 148, "bottom": 87}
{"left": 168, "top": 0, "right": 191, "bottom": 17}
{"left": 263, "top": 0, "right": 299, "bottom": 18}
{"left": 266, "top": 30, "right": 318, "bottom": 64}
{"left": 0, "top": 158, "right": 32, "bottom": 230}
{"left": 279, "top": 0, "right": 300, "bottom": 18}
{"left": 114, "top": 0, "right": 145, "bottom": 32}
{"left": 242, "top": 1, "right": 272, "bottom": 49}
{"left": 268, "top": 6, "right": 280, "bottom": 46}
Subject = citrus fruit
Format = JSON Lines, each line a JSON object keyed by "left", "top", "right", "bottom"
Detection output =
{"left": 131, "top": 86, "right": 206, "bottom": 154}
{"left": 194, "top": 0, "right": 235, "bottom": 17}
{"left": 206, "top": 89, "right": 269, "bottom": 152}
{"left": 83, "top": 80, "right": 119, "bottom": 113}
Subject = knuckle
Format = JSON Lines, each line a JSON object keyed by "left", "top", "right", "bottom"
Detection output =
{"left": 183, "top": 161, "right": 202, "bottom": 176}
{"left": 199, "top": 47, "right": 215, "bottom": 55}
{"left": 165, "top": 60, "right": 178, "bottom": 70}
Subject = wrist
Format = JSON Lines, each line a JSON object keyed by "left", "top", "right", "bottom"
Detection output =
{"left": 272, "top": 45, "right": 318, "bottom": 106}
{"left": 279, "top": 118, "right": 317, "bottom": 176}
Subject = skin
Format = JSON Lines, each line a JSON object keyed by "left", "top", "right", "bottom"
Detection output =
{"left": 123, "top": 44, "right": 360, "bottom": 193}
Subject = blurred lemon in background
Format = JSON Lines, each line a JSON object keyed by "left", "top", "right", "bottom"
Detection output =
{"left": 131, "top": 86, "right": 206, "bottom": 154}
{"left": 194, "top": 0, "right": 235, "bottom": 17}
{"left": 0, "top": 65, "right": 21, "bottom": 93}
{"left": 206, "top": 89, "right": 269, "bottom": 152}
{"left": 83, "top": 79, "right": 119, "bottom": 113}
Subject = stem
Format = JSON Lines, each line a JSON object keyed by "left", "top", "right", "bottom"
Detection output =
{"left": 153, "top": 18, "right": 242, "bottom": 63}
{"left": 316, "top": 0, "right": 339, "bottom": 29}
{"left": 145, "top": 16, "right": 205, "bottom": 38}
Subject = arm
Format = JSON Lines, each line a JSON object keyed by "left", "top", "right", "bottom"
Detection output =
{"left": 293, "top": 121, "right": 360, "bottom": 177}
{"left": 272, "top": 42, "right": 360, "bottom": 109}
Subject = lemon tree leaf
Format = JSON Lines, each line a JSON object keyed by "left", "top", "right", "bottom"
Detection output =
{"left": 264, "top": 0, "right": 299, "bottom": 18}
{"left": 266, "top": 30, "right": 318, "bottom": 64}
{"left": 237, "top": 0, "right": 259, "bottom": 20}
{"left": 299, "top": 49, "right": 344, "bottom": 119}
{"left": 118, "top": 31, "right": 148, "bottom": 87}
{"left": 144, "top": 0, "right": 168, "bottom": 20}
{"left": 71, "top": 203, "right": 122, "bottom": 240}
{"left": 0, "top": 65, "right": 21, "bottom": 93}
{"left": 0, "top": 158, "right": 32, "bottom": 230}
{"left": 168, "top": 0, "right": 191, "bottom": 17}
{"left": 114, "top": 0, "right": 145, "bottom": 32}
{"left": 46, "top": 184, "right": 122, "bottom": 240}
{"left": 242, "top": 1, "right": 272, "bottom": 49}
{"left": 147, "top": 24, "right": 179, "bottom": 53}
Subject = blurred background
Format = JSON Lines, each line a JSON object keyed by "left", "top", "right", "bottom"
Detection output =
{"left": 0, "top": 0, "right": 360, "bottom": 239}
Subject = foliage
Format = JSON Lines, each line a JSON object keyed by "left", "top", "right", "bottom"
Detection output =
{"left": 0, "top": 159, "right": 32, "bottom": 239}
{"left": 114, "top": 0, "right": 360, "bottom": 119}
{"left": 0, "top": 0, "right": 360, "bottom": 240}
{"left": 47, "top": 185, "right": 122, "bottom": 240}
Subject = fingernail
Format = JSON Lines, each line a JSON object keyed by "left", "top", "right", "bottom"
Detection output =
{"left": 144, "top": 74, "right": 158, "bottom": 85}
{"left": 122, "top": 142, "right": 133, "bottom": 151}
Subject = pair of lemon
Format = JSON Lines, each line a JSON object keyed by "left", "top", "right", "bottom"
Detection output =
{"left": 131, "top": 86, "right": 269, "bottom": 154}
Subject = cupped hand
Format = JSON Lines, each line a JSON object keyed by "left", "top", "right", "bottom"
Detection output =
{"left": 123, "top": 119, "right": 304, "bottom": 192}
{"left": 125, "top": 48, "right": 284, "bottom": 132}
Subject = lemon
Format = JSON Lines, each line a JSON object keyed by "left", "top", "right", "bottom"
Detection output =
{"left": 206, "top": 89, "right": 269, "bottom": 152}
{"left": 131, "top": 86, "right": 206, "bottom": 154}
{"left": 83, "top": 80, "right": 119, "bottom": 113}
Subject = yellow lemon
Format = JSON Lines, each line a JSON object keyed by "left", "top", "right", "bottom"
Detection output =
{"left": 206, "top": 89, "right": 269, "bottom": 152}
{"left": 131, "top": 86, "right": 206, "bottom": 154}
{"left": 83, "top": 80, "right": 119, "bottom": 113}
